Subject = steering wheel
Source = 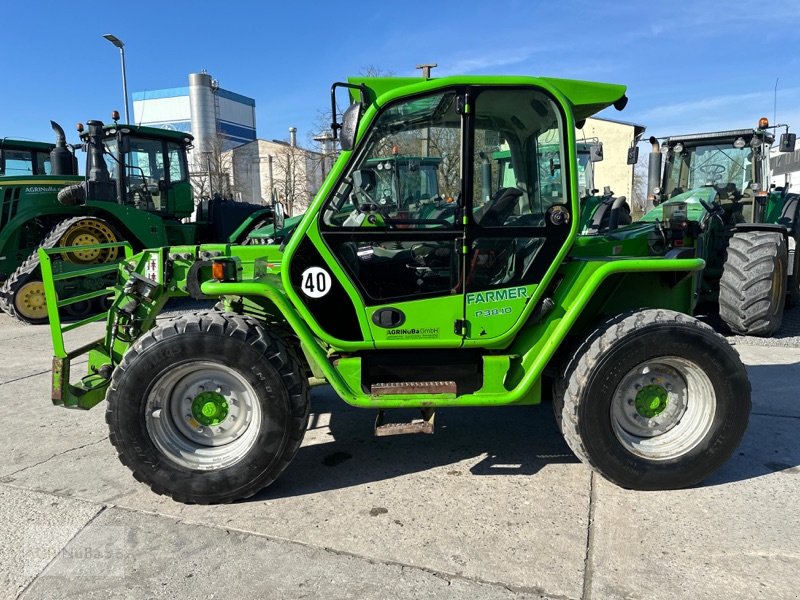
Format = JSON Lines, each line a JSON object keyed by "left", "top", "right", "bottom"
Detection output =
{"left": 698, "top": 163, "right": 726, "bottom": 182}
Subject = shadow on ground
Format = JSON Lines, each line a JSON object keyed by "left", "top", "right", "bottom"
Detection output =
{"left": 255, "top": 355, "right": 800, "bottom": 500}
{"left": 253, "top": 390, "right": 579, "bottom": 501}
{"left": 702, "top": 362, "right": 800, "bottom": 487}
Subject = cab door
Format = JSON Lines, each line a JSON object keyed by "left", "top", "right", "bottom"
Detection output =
{"left": 463, "top": 87, "right": 574, "bottom": 345}
{"left": 293, "top": 89, "right": 468, "bottom": 349}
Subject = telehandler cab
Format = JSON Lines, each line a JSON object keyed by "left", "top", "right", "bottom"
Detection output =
{"left": 41, "top": 75, "right": 751, "bottom": 504}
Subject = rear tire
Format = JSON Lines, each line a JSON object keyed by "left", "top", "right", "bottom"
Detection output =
{"left": 719, "top": 231, "right": 787, "bottom": 336}
{"left": 553, "top": 309, "right": 750, "bottom": 490}
{"left": 787, "top": 236, "right": 800, "bottom": 308}
{"left": 106, "top": 311, "right": 310, "bottom": 504}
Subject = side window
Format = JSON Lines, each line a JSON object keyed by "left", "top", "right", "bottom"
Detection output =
{"left": 166, "top": 143, "right": 187, "bottom": 183}
{"left": 36, "top": 152, "right": 52, "bottom": 175}
{"left": 323, "top": 92, "right": 461, "bottom": 229}
{"left": 472, "top": 89, "right": 566, "bottom": 228}
{"left": 2, "top": 150, "right": 34, "bottom": 176}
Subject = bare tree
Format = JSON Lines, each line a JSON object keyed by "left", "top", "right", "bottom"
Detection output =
{"left": 272, "top": 142, "right": 320, "bottom": 216}
{"left": 190, "top": 133, "right": 234, "bottom": 200}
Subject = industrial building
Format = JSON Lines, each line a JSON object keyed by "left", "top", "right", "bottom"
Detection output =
{"left": 225, "top": 129, "right": 327, "bottom": 216}
{"left": 132, "top": 72, "right": 256, "bottom": 150}
{"left": 132, "top": 72, "right": 257, "bottom": 199}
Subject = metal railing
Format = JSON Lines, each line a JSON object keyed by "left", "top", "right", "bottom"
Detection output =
{"left": 39, "top": 241, "right": 133, "bottom": 408}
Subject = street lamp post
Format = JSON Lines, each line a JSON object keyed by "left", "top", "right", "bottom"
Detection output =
{"left": 102, "top": 34, "right": 130, "bottom": 124}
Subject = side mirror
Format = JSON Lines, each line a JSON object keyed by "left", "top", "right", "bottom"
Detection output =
{"left": 118, "top": 134, "right": 130, "bottom": 155}
{"left": 273, "top": 200, "right": 285, "bottom": 230}
{"left": 780, "top": 133, "right": 796, "bottom": 153}
{"left": 627, "top": 146, "right": 639, "bottom": 165}
{"left": 339, "top": 103, "right": 363, "bottom": 151}
{"left": 589, "top": 142, "right": 604, "bottom": 162}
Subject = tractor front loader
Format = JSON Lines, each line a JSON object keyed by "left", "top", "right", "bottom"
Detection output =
{"left": 41, "top": 75, "right": 750, "bottom": 504}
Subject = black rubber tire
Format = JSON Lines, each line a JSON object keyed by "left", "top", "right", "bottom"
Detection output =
{"left": 553, "top": 309, "right": 751, "bottom": 490}
{"left": 719, "top": 231, "right": 788, "bottom": 336}
{"left": 787, "top": 237, "right": 800, "bottom": 308}
{"left": 105, "top": 311, "right": 310, "bottom": 504}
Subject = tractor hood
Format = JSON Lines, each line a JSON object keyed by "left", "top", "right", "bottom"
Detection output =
{"left": 347, "top": 76, "right": 627, "bottom": 122}
{"left": 639, "top": 187, "right": 718, "bottom": 223}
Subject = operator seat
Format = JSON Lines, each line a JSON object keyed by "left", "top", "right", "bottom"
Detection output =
{"left": 475, "top": 187, "right": 524, "bottom": 227}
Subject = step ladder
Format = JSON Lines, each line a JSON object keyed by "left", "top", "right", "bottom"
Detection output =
{"left": 370, "top": 380, "right": 455, "bottom": 436}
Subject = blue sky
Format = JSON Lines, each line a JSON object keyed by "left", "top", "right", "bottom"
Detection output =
{"left": 2, "top": 0, "right": 799, "bottom": 149}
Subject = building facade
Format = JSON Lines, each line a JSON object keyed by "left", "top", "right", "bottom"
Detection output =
{"left": 577, "top": 117, "right": 645, "bottom": 204}
{"left": 133, "top": 72, "right": 257, "bottom": 200}
{"left": 225, "top": 135, "right": 326, "bottom": 215}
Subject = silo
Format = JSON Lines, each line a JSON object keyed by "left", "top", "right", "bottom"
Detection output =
{"left": 188, "top": 72, "right": 218, "bottom": 171}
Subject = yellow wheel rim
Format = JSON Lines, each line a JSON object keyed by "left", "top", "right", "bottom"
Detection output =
{"left": 15, "top": 281, "right": 48, "bottom": 321}
{"left": 59, "top": 219, "right": 119, "bottom": 264}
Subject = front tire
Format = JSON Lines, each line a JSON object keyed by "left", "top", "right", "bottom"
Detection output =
{"left": 106, "top": 311, "right": 310, "bottom": 504}
{"left": 554, "top": 309, "right": 750, "bottom": 490}
{"left": 719, "top": 231, "right": 787, "bottom": 336}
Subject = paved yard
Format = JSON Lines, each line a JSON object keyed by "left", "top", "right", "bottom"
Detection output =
{"left": 0, "top": 307, "right": 798, "bottom": 600}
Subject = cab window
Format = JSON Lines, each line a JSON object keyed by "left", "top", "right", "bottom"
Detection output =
{"left": 472, "top": 89, "right": 567, "bottom": 228}
{"left": 323, "top": 91, "right": 461, "bottom": 229}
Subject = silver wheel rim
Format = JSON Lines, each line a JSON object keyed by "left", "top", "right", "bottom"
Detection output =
{"left": 145, "top": 361, "right": 262, "bottom": 471}
{"left": 610, "top": 357, "right": 716, "bottom": 461}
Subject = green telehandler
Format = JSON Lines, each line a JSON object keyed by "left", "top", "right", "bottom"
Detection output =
{"left": 640, "top": 120, "right": 799, "bottom": 335}
{"left": 0, "top": 118, "right": 274, "bottom": 323}
{"left": 40, "top": 75, "right": 750, "bottom": 504}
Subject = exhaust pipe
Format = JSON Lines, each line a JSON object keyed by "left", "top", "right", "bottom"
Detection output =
{"left": 49, "top": 121, "right": 78, "bottom": 176}
{"left": 647, "top": 136, "right": 662, "bottom": 207}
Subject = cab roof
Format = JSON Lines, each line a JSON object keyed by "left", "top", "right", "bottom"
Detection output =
{"left": 0, "top": 138, "right": 55, "bottom": 152}
{"left": 346, "top": 75, "right": 627, "bottom": 122}
{"left": 80, "top": 124, "right": 194, "bottom": 144}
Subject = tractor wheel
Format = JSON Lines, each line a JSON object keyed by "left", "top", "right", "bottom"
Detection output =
{"left": 553, "top": 309, "right": 750, "bottom": 490}
{"left": 58, "top": 218, "right": 120, "bottom": 264}
{"left": 13, "top": 279, "right": 49, "bottom": 323}
{"left": 105, "top": 311, "right": 310, "bottom": 504}
{"left": 719, "top": 231, "right": 787, "bottom": 336}
{"left": 787, "top": 236, "right": 800, "bottom": 308}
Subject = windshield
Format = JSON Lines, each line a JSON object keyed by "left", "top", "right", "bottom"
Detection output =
{"left": 666, "top": 143, "right": 754, "bottom": 197}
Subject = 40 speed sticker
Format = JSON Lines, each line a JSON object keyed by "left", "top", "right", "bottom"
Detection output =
{"left": 300, "top": 267, "right": 332, "bottom": 298}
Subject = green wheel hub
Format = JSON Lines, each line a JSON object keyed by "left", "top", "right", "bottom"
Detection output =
{"left": 191, "top": 391, "right": 229, "bottom": 426}
{"left": 635, "top": 384, "right": 669, "bottom": 418}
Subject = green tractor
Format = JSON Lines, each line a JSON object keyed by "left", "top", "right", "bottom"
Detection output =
{"left": 1, "top": 125, "right": 82, "bottom": 276}
{"left": 41, "top": 75, "right": 750, "bottom": 504}
{"left": 640, "top": 120, "right": 799, "bottom": 335}
{"left": 0, "top": 119, "right": 273, "bottom": 323}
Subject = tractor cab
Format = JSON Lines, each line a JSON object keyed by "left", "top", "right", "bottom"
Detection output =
{"left": 647, "top": 119, "right": 796, "bottom": 224}
{"left": 0, "top": 139, "right": 56, "bottom": 176}
{"left": 77, "top": 120, "right": 195, "bottom": 219}
{"left": 662, "top": 129, "right": 769, "bottom": 206}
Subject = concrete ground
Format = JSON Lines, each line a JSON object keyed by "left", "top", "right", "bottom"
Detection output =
{"left": 0, "top": 307, "right": 798, "bottom": 600}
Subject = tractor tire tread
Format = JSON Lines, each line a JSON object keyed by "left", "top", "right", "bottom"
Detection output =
{"left": 0, "top": 216, "right": 119, "bottom": 324}
{"left": 553, "top": 308, "right": 745, "bottom": 487}
{"left": 719, "top": 231, "right": 787, "bottom": 336}
{"left": 106, "top": 310, "right": 310, "bottom": 504}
